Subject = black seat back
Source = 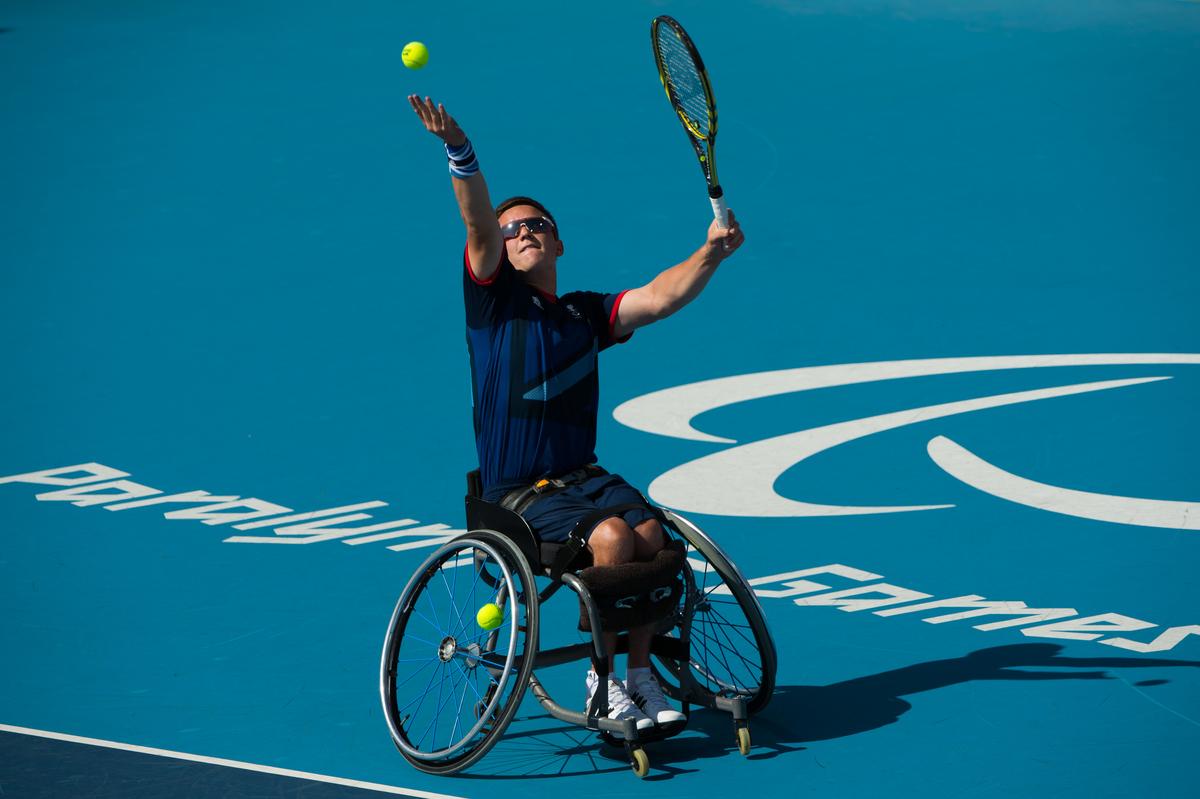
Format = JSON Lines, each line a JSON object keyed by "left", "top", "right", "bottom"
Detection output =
{"left": 466, "top": 469, "right": 483, "bottom": 499}
{"left": 464, "top": 471, "right": 542, "bottom": 569}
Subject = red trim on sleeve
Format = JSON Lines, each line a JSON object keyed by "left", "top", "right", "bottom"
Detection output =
{"left": 609, "top": 289, "right": 633, "bottom": 345}
{"left": 464, "top": 243, "right": 502, "bottom": 286}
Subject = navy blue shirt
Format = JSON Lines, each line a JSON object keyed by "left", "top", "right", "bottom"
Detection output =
{"left": 463, "top": 246, "right": 630, "bottom": 501}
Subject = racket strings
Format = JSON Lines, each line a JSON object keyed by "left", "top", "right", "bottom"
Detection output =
{"left": 655, "top": 28, "right": 711, "bottom": 137}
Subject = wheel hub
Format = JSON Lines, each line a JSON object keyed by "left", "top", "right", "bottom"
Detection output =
{"left": 438, "top": 635, "right": 457, "bottom": 662}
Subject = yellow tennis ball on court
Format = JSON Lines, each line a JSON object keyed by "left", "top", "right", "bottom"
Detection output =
{"left": 476, "top": 602, "right": 504, "bottom": 631}
{"left": 402, "top": 41, "right": 429, "bottom": 70}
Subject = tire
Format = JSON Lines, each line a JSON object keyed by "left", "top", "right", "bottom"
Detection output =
{"left": 652, "top": 510, "right": 777, "bottom": 715}
{"left": 380, "top": 531, "right": 539, "bottom": 774}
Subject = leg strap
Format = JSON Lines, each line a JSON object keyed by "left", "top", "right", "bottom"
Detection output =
{"left": 576, "top": 540, "right": 685, "bottom": 632}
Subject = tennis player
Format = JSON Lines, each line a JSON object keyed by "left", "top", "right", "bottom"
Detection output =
{"left": 409, "top": 94, "right": 743, "bottom": 736}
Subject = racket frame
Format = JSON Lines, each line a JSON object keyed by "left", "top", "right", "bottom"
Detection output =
{"left": 651, "top": 15, "right": 728, "bottom": 228}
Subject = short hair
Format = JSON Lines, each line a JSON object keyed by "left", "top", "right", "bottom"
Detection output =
{"left": 495, "top": 196, "right": 558, "bottom": 238}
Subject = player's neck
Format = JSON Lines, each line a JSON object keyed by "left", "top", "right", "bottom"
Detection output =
{"left": 520, "top": 263, "right": 557, "bottom": 297}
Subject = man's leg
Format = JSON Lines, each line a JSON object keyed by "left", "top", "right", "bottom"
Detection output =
{"left": 585, "top": 516, "right": 657, "bottom": 735}
{"left": 590, "top": 516, "right": 666, "bottom": 669}
{"left": 626, "top": 518, "right": 665, "bottom": 667}
{"left": 620, "top": 518, "right": 686, "bottom": 726}
{"left": 588, "top": 516, "right": 639, "bottom": 674}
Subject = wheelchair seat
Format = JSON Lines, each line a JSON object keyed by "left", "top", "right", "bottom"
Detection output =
{"left": 464, "top": 470, "right": 594, "bottom": 576}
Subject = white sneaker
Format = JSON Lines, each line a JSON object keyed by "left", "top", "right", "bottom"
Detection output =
{"left": 626, "top": 668, "right": 686, "bottom": 727}
{"left": 585, "top": 670, "right": 654, "bottom": 739}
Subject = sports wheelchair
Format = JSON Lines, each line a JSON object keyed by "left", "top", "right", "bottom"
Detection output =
{"left": 379, "top": 470, "right": 777, "bottom": 778}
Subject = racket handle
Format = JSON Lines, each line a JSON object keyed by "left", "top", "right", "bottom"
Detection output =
{"left": 710, "top": 189, "right": 729, "bottom": 229}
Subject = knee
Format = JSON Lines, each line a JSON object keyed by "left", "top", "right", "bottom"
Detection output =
{"left": 633, "top": 519, "right": 665, "bottom": 558}
{"left": 588, "top": 517, "right": 636, "bottom": 566}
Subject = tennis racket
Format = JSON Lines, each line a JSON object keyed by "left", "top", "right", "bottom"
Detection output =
{"left": 650, "top": 15, "right": 727, "bottom": 229}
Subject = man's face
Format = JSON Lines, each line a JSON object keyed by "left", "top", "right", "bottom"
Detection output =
{"left": 498, "top": 205, "right": 563, "bottom": 274}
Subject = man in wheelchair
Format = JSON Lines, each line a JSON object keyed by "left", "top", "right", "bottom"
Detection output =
{"left": 409, "top": 95, "right": 745, "bottom": 736}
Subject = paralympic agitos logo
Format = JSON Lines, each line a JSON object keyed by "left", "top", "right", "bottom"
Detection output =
{"left": 614, "top": 354, "right": 1200, "bottom": 531}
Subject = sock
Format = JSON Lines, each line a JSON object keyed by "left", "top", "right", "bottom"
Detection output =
{"left": 628, "top": 666, "right": 651, "bottom": 683}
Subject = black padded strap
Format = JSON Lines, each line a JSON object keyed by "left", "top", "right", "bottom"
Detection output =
{"left": 499, "top": 485, "right": 539, "bottom": 516}
{"left": 499, "top": 464, "right": 609, "bottom": 517}
{"left": 575, "top": 540, "right": 686, "bottom": 632}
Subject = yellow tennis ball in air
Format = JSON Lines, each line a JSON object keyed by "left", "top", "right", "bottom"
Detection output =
{"left": 476, "top": 602, "right": 504, "bottom": 631}
{"left": 402, "top": 41, "right": 429, "bottom": 70}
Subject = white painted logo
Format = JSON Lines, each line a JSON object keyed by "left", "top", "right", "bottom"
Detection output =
{"left": 613, "top": 354, "right": 1200, "bottom": 530}
{"left": 741, "top": 561, "right": 1199, "bottom": 654}
{"left": 0, "top": 463, "right": 463, "bottom": 553}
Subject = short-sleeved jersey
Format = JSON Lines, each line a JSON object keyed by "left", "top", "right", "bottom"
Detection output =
{"left": 462, "top": 246, "right": 630, "bottom": 501}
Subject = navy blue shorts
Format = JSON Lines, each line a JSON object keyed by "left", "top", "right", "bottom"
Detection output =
{"left": 520, "top": 473, "right": 657, "bottom": 543}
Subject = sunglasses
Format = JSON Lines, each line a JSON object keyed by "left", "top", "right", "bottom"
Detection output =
{"left": 500, "top": 216, "right": 557, "bottom": 240}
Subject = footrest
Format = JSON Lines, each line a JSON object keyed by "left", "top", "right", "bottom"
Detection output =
{"left": 597, "top": 718, "right": 688, "bottom": 748}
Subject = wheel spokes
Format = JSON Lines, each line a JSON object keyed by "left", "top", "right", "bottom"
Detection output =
{"left": 385, "top": 537, "right": 531, "bottom": 763}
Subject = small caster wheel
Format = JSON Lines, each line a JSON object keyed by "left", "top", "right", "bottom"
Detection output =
{"left": 736, "top": 725, "right": 751, "bottom": 756}
{"left": 629, "top": 746, "right": 650, "bottom": 778}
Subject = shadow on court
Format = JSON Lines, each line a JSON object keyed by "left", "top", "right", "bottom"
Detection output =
{"left": 447, "top": 712, "right": 784, "bottom": 782}
{"left": 453, "top": 644, "right": 1198, "bottom": 781}
{"left": 759, "top": 643, "right": 1200, "bottom": 745}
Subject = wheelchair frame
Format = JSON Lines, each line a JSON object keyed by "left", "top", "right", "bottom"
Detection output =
{"left": 379, "top": 470, "right": 777, "bottom": 778}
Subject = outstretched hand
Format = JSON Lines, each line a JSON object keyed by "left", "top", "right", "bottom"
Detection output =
{"left": 408, "top": 95, "right": 466, "bottom": 147}
{"left": 707, "top": 209, "right": 745, "bottom": 258}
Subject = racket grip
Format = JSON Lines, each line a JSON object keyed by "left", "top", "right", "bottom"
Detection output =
{"left": 710, "top": 190, "right": 729, "bottom": 229}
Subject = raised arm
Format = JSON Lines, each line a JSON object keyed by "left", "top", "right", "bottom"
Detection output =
{"left": 408, "top": 95, "right": 504, "bottom": 282}
{"left": 613, "top": 211, "right": 745, "bottom": 339}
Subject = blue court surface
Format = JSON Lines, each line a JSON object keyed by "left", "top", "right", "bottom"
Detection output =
{"left": 3, "top": 1, "right": 1199, "bottom": 797}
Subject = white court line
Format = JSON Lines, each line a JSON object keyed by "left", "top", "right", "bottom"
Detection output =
{"left": 0, "top": 724, "right": 466, "bottom": 799}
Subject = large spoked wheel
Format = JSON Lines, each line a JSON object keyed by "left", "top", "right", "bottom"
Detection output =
{"left": 652, "top": 510, "right": 777, "bottom": 715}
{"left": 380, "top": 531, "right": 539, "bottom": 775}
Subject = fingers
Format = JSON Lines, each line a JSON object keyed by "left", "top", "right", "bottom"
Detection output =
{"left": 435, "top": 101, "right": 462, "bottom": 131}
{"left": 715, "top": 209, "right": 744, "bottom": 254}
{"left": 408, "top": 95, "right": 464, "bottom": 143}
{"left": 406, "top": 95, "right": 441, "bottom": 123}
{"left": 407, "top": 94, "right": 433, "bottom": 127}
{"left": 436, "top": 102, "right": 466, "bottom": 146}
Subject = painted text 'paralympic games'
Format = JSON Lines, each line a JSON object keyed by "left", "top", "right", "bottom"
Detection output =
{"left": 6, "top": 354, "right": 1197, "bottom": 658}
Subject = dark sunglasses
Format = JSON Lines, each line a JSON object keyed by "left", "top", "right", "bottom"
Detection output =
{"left": 500, "top": 216, "right": 557, "bottom": 240}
